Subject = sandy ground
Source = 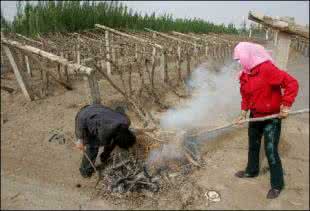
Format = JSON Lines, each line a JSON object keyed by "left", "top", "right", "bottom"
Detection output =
{"left": 1, "top": 45, "right": 309, "bottom": 209}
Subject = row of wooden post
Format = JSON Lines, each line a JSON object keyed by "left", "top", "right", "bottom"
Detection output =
{"left": 1, "top": 37, "right": 101, "bottom": 104}
{"left": 291, "top": 38, "right": 309, "bottom": 56}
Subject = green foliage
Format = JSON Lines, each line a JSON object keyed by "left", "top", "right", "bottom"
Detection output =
{"left": 7, "top": 1, "right": 239, "bottom": 37}
{"left": 1, "top": 9, "right": 11, "bottom": 32}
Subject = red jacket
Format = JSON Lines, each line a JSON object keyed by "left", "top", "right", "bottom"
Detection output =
{"left": 240, "top": 61, "right": 299, "bottom": 117}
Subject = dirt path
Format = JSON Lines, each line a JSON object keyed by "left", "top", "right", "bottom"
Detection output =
{"left": 1, "top": 47, "right": 309, "bottom": 209}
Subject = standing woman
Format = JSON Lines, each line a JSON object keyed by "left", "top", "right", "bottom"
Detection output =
{"left": 233, "top": 42, "right": 299, "bottom": 199}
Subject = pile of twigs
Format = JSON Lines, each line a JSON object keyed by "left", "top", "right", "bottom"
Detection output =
{"left": 96, "top": 150, "right": 160, "bottom": 194}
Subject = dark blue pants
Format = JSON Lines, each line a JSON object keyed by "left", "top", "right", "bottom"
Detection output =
{"left": 246, "top": 113, "right": 284, "bottom": 190}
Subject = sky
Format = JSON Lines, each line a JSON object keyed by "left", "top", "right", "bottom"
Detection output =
{"left": 1, "top": 1, "right": 309, "bottom": 27}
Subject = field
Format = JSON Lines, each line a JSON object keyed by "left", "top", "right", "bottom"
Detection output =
{"left": 1, "top": 29, "right": 309, "bottom": 210}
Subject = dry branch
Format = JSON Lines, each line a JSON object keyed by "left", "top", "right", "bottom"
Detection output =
{"left": 171, "top": 31, "right": 202, "bottom": 41}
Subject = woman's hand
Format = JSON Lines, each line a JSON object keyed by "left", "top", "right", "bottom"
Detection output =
{"left": 233, "top": 110, "right": 248, "bottom": 126}
{"left": 279, "top": 105, "right": 290, "bottom": 119}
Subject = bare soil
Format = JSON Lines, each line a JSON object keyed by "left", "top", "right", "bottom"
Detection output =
{"left": 1, "top": 46, "right": 309, "bottom": 210}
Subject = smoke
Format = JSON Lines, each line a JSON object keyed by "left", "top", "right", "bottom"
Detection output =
{"left": 160, "top": 61, "right": 241, "bottom": 130}
{"left": 147, "top": 61, "right": 243, "bottom": 165}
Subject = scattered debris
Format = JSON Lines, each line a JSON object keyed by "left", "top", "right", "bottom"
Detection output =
{"left": 1, "top": 113, "right": 8, "bottom": 125}
{"left": 9, "top": 193, "right": 21, "bottom": 200}
{"left": 205, "top": 190, "right": 221, "bottom": 202}
{"left": 1, "top": 85, "right": 15, "bottom": 94}
{"left": 47, "top": 128, "right": 66, "bottom": 144}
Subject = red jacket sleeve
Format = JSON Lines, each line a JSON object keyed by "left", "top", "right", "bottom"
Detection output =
{"left": 240, "top": 87, "right": 249, "bottom": 110}
{"left": 239, "top": 75, "right": 249, "bottom": 111}
{"left": 266, "top": 63, "right": 299, "bottom": 107}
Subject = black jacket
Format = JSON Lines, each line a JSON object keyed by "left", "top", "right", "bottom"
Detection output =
{"left": 75, "top": 104, "right": 130, "bottom": 146}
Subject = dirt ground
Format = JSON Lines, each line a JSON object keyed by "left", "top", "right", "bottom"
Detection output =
{"left": 1, "top": 43, "right": 309, "bottom": 210}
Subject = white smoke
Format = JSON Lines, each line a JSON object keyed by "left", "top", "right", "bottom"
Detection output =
{"left": 160, "top": 61, "right": 241, "bottom": 130}
{"left": 147, "top": 61, "right": 243, "bottom": 165}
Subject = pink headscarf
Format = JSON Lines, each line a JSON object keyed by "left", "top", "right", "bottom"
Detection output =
{"left": 233, "top": 42, "right": 274, "bottom": 79}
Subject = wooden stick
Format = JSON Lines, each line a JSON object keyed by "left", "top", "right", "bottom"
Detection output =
{"left": 82, "top": 149, "right": 97, "bottom": 174}
{"left": 2, "top": 46, "right": 34, "bottom": 101}
{"left": 187, "top": 108, "right": 309, "bottom": 137}
{"left": 171, "top": 31, "right": 201, "bottom": 41}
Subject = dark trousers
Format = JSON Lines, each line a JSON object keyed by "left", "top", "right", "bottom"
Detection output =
{"left": 79, "top": 136, "right": 115, "bottom": 177}
{"left": 246, "top": 113, "right": 284, "bottom": 190}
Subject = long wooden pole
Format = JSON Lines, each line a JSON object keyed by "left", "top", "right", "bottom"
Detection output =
{"left": 96, "top": 24, "right": 163, "bottom": 50}
{"left": 187, "top": 108, "right": 309, "bottom": 137}
{"left": 145, "top": 28, "right": 202, "bottom": 47}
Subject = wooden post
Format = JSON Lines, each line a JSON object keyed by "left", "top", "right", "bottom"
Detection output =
{"left": 273, "top": 30, "right": 279, "bottom": 46}
{"left": 100, "top": 40, "right": 105, "bottom": 69}
{"left": 186, "top": 50, "right": 191, "bottom": 77}
{"left": 249, "top": 29, "right": 252, "bottom": 38}
{"left": 58, "top": 51, "right": 64, "bottom": 79}
{"left": 194, "top": 41, "right": 198, "bottom": 64}
{"left": 151, "top": 46, "right": 157, "bottom": 88}
{"left": 87, "top": 72, "right": 101, "bottom": 104}
{"left": 205, "top": 45, "right": 209, "bottom": 58}
{"left": 111, "top": 33, "right": 115, "bottom": 71}
{"left": 177, "top": 43, "right": 182, "bottom": 82}
{"left": 24, "top": 55, "right": 32, "bottom": 77}
{"left": 274, "top": 32, "right": 291, "bottom": 70}
{"left": 305, "top": 43, "right": 309, "bottom": 56}
{"left": 105, "top": 30, "right": 112, "bottom": 75}
{"left": 3, "top": 46, "right": 34, "bottom": 101}
{"left": 160, "top": 50, "right": 168, "bottom": 83}
{"left": 41, "top": 69, "right": 49, "bottom": 97}
{"left": 135, "top": 43, "right": 139, "bottom": 60}
{"left": 77, "top": 34, "right": 81, "bottom": 65}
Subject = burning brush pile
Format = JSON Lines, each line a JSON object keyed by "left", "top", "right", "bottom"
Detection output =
{"left": 95, "top": 131, "right": 206, "bottom": 196}
{"left": 96, "top": 150, "right": 160, "bottom": 193}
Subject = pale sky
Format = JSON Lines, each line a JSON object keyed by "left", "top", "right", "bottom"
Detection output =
{"left": 1, "top": 1, "right": 309, "bottom": 27}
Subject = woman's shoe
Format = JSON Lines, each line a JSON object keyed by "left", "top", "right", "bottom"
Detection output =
{"left": 266, "top": 188, "right": 281, "bottom": 199}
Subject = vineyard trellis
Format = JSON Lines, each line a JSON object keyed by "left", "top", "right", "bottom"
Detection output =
{"left": 1, "top": 25, "right": 263, "bottom": 128}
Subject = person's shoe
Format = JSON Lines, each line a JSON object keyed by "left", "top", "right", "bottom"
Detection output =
{"left": 235, "top": 170, "right": 258, "bottom": 178}
{"left": 267, "top": 188, "right": 281, "bottom": 199}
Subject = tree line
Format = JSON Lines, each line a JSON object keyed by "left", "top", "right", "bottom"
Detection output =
{"left": 1, "top": 1, "right": 239, "bottom": 37}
